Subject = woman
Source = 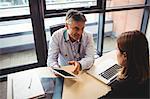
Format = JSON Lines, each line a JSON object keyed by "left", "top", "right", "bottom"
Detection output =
{"left": 99, "top": 30, "right": 150, "bottom": 98}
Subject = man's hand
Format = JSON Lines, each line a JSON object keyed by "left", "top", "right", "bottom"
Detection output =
{"left": 68, "top": 61, "right": 81, "bottom": 75}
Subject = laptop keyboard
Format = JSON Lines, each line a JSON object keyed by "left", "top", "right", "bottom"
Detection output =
{"left": 99, "top": 64, "right": 120, "bottom": 80}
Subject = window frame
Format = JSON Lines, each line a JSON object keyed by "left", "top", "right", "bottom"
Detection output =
{"left": 44, "top": 0, "right": 103, "bottom": 14}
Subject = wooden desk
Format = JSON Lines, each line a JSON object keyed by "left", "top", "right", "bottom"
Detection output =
{"left": 62, "top": 50, "right": 117, "bottom": 99}
{"left": 7, "top": 51, "right": 117, "bottom": 99}
{"left": 62, "top": 72, "right": 111, "bottom": 99}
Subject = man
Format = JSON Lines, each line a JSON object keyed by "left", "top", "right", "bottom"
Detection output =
{"left": 47, "top": 9, "right": 95, "bottom": 99}
{"left": 47, "top": 9, "right": 94, "bottom": 74}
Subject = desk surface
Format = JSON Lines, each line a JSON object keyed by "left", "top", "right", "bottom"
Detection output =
{"left": 62, "top": 71, "right": 111, "bottom": 99}
{"left": 62, "top": 50, "right": 117, "bottom": 99}
{"left": 7, "top": 51, "right": 116, "bottom": 99}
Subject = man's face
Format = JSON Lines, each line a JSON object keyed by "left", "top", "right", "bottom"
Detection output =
{"left": 66, "top": 20, "right": 85, "bottom": 41}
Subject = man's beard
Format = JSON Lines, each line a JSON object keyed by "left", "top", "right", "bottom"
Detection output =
{"left": 70, "top": 33, "right": 80, "bottom": 41}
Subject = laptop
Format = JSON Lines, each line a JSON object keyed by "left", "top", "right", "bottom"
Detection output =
{"left": 87, "top": 58, "right": 121, "bottom": 85}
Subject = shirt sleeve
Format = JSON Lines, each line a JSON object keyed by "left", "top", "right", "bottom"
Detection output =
{"left": 78, "top": 33, "right": 95, "bottom": 70}
{"left": 47, "top": 32, "right": 60, "bottom": 67}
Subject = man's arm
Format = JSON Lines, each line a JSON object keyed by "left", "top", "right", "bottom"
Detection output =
{"left": 47, "top": 32, "right": 60, "bottom": 67}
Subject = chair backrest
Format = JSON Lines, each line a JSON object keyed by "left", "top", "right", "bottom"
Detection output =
{"left": 50, "top": 23, "right": 65, "bottom": 36}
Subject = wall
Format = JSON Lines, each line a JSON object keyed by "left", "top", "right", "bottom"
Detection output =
{"left": 110, "top": 0, "right": 144, "bottom": 37}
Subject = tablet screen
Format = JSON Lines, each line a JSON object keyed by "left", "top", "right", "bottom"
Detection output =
{"left": 53, "top": 69, "right": 75, "bottom": 77}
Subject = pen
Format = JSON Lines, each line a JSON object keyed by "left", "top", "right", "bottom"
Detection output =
{"left": 28, "top": 78, "right": 32, "bottom": 89}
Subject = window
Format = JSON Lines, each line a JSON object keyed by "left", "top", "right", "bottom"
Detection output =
{"left": 103, "top": 9, "right": 144, "bottom": 53}
{"left": 46, "top": 0, "right": 98, "bottom": 10}
{"left": 0, "top": 0, "right": 38, "bottom": 71}
{"left": 45, "top": 0, "right": 100, "bottom": 10}
{"left": 106, "top": 0, "right": 145, "bottom": 8}
{"left": 0, "top": 19, "right": 37, "bottom": 69}
{"left": 0, "top": 0, "right": 29, "bottom": 17}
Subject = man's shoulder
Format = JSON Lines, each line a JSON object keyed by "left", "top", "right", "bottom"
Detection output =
{"left": 83, "top": 31, "right": 93, "bottom": 37}
{"left": 54, "top": 28, "right": 65, "bottom": 34}
{"left": 52, "top": 28, "right": 65, "bottom": 36}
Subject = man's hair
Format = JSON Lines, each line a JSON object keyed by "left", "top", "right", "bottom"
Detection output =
{"left": 117, "top": 30, "right": 149, "bottom": 83}
{"left": 66, "top": 9, "right": 87, "bottom": 24}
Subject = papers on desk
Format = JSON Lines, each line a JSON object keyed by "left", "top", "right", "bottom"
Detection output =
{"left": 12, "top": 71, "right": 45, "bottom": 99}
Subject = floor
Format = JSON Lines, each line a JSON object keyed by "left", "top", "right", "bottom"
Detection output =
{"left": 0, "top": 36, "right": 116, "bottom": 99}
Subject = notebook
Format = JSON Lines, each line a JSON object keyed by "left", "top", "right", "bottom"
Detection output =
{"left": 87, "top": 59, "right": 121, "bottom": 85}
{"left": 12, "top": 71, "right": 45, "bottom": 99}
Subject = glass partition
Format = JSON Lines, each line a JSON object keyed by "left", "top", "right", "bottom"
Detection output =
{"left": 103, "top": 9, "right": 144, "bottom": 53}
{"left": 0, "top": 0, "right": 30, "bottom": 17}
{"left": 0, "top": 19, "right": 37, "bottom": 69}
{"left": 45, "top": 0, "right": 98, "bottom": 10}
{"left": 106, "top": 0, "right": 145, "bottom": 8}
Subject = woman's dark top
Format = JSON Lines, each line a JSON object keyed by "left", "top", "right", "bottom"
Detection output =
{"left": 98, "top": 78, "right": 149, "bottom": 98}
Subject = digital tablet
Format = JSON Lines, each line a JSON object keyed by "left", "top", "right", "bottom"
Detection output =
{"left": 51, "top": 68, "right": 78, "bottom": 78}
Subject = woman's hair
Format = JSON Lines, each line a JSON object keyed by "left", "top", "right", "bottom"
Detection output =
{"left": 117, "top": 30, "right": 149, "bottom": 82}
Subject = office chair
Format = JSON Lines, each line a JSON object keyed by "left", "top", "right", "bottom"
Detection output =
{"left": 47, "top": 23, "right": 65, "bottom": 49}
{"left": 49, "top": 23, "right": 65, "bottom": 36}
